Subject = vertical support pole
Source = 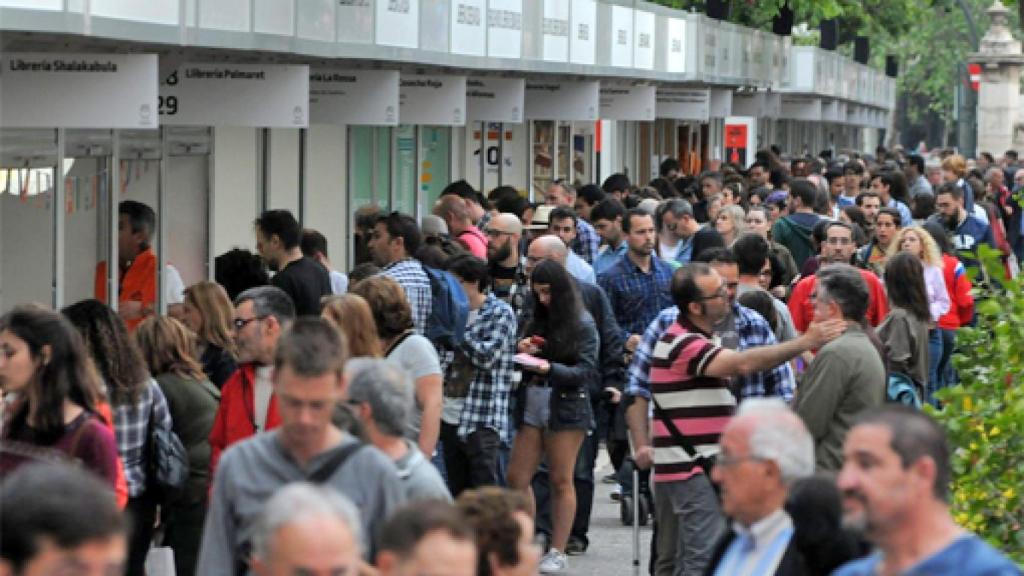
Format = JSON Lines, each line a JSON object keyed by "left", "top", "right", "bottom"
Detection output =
{"left": 157, "top": 127, "right": 168, "bottom": 315}
{"left": 347, "top": 126, "right": 356, "bottom": 268}
{"left": 298, "top": 127, "right": 308, "bottom": 225}
{"left": 53, "top": 128, "right": 66, "bottom": 309}
{"left": 108, "top": 130, "right": 120, "bottom": 311}
{"left": 259, "top": 127, "right": 270, "bottom": 213}
{"left": 552, "top": 121, "right": 560, "bottom": 184}
{"left": 479, "top": 121, "right": 486, "bottom": 195}
{"left": 497, "top": 123, "right": 504, "bottom": 187}
{"left": 414, "top": 125, "right": 422, "bottom": 220}
{"left": 207, "top": 127, "right": 216, "bottom": 279}
{"left": 389, "top": 127, "right": 396, "bottom": 211}
{"left": 528, "top": 121, "right": 535, "bottom": 201}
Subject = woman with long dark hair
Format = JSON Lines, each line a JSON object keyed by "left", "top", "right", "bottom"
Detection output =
{"left": 878, "top": 252, "right": 932, "bottom": 391}
{"left": 180, "top": 281, "right": 237, "bottom": 389}
{"left": 506, "top": 260, "right": 599, "bottom": 574}
{"left": 62, "top": 299, "right": 175, "bottom": 576}
{"left": 0, "top": 306, "right": 118, "bottom": 486}
{"left": 135, "top": 316, "right": 219, "bottom": 576}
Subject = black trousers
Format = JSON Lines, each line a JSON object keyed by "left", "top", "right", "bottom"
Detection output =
{"left": 162, "top": 495, "right": 207, "bottom": 576}
{"left": 441, "top": 423, "right": 501, "bottom": 497}
{"left": 126, "top": 492, "right": 157, "bottom": 576}
{"left": 532, "top": 429, "right": 599, "bottom": 545}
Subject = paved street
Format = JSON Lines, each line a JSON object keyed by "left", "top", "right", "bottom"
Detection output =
{"left": 569, "top": 453, "right": 654, "bottom": 576}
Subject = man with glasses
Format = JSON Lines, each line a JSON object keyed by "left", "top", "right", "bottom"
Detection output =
{"left": 788, "top": 222, "right": 888, "bottom": 334}
{"left": 794, "top": 264, "right": 887, "bottom": 472}
{"left": 625, "top": 264, "right": 844, "bottom": 576}
{"left": 208, "top": 285, "right": 295, "bottom": 478}
{"left": 486, "top": 213, "right": 530, "bottom": 318}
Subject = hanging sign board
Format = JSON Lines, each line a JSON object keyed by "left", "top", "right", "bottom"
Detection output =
{"left": 160, "top": 63, "right": 309, "bottom": 127}
{"left": 542, "top": 0, "right": 570, "bottom": 62}
{"left": 709, "top": 89, "right": 733, "bottom": 118}
{"left": 731, "top": 92, "right": 780, "bottom": 118}
{"left": 723, "top": 116, "right": 756, "bottom": 168}
{"left": 665, "top": 17, "right": 687, "bottom": 74}
{"left": 570, "top": 0, "right": 597, "bottom": 65}
{"left": 399, "top": 75, "right": 467, "bottom": 125}
{"left": 376, "top": 0, "right": 420, "bottom": 49}
{"left": 467, "top": 77, "right": 524, "bottom": 123}
{"left": 0, "top": 53, "right": 158, "bottom": 128}
{"left": 655, "top": 88, "right": 709, "bottom": 122}
{"left": 599, "top": 84, "right": 655, "bottom": 121}
{"left": 451, "top": 0, "right": 486, "bottom": 56}
{"left": 488, "top": 0, "right": 523, "bottom": 59}
{"left": 609, "top": 4, "right": 633, "bottom": 67}
{"left": 780, "top": 95, "right": 822, "bottom": 121}
{"left": 309, "top": 69, "right": 399, "bottom": 126}
{"left": 525, "top": 80, "right": 599, "bottom": 121}
{"left": 633, "top": 10, "right": 655, "bottom": 70}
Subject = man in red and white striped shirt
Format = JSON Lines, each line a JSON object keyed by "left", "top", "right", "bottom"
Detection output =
{"left": 626, "top": 263, "right": 843, "bottom": 576}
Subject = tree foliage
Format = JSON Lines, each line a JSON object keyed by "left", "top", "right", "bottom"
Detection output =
{"left": 929, "top": 243, "right": 1024, "bottom": 562}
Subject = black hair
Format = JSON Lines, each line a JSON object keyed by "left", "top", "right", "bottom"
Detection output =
{"left": 873, "top": 170, "right": 910, "bottom": 205}
{"left": 446, "top": 253, "right": 491, "bottom": 292}
{"left": 590, "top": 198, "right": 626, "bottom": 224}
{"left": 659, "top": 157, "right": 681, "bottom": 177}
{"left": 907, "top": 155, "right": 925, "bottom": 174}
{"left": 527, "top": 260, "right": 583, "bottom": 365}
{"left": 648, "top": 177, "right": 673, "bottom": 199}
{"left": 548, "top": 206, "right": 578, "bottom": 227}
{"left": 622, "top": 207, "right": 654, "bottom": 234}
{"left": 256, "top": 209, "right": 302, "bottom": 250}
{"left": 733, "top": 233, "right": 770, "bottom": 275}
{"left": 601, "top": 173, "right": 631, "bottom": 194}
{"left": 825, "top": 165, "right": 845, "bottom": 184}
{"left": 841, "top": 206, "right": 869, "bottom": 232}
{"left": 786, "top": 475, "right": 867, "bottom": 574}
{"left": 488, "top": 185, "right": 519, "bottom": 203}
{"left": 875, "top": 207, "right": 902, "bottom": 227}
{"left": 0, "top": 463, "right": 125, "bottom": 571}
{"left": 0, "top": 307, "right": 103, "bottom": 444}
{"left": 670, "top": 262, "right": 715, "bottom": 313}
{"left": 749, "top": 160, "right": 769, "bottom": 173}
{"left": 494, "top": 194, "right": 530, "bottom": 221}
{"left": 699, "top": 170, "right": 723, "bottom": 186}
{"left": 843, "top": 161, "right": 865, "bottom": 176}
{"left": 378, "top": 501, "right": 474, "bottom": 559}
{"left": 737, "top": 290, "right": 777, "bottom": 328}
{"left": 922, "top": 220, "right": 952, "bottom": 255}
{"left": 769, "top": 169, "right": 789, "bottom": 190}
{"left": 375, "top": 212, "right": 422, "bottom": 257}
{"left": 815, "top": 264, "right": 869, "bottom": 321}
{"left": 912, "top": 193, "right": 936, "bottom": 220}
{"left": 693, "top": 246, "right": 736, "bottom": 265}
{"left": 300, "top": 228, "right": 329, "bottom": 258}
{"left": 119, "top": 200, "right": 156, "bottom": 248}
{"left": 854, "top": 406, "right": 952, "bottom": 501}
{"left": 884, "top": 252, "right": 932, "bottom": 322}
{"left": 214, "top": 248, "right": 270, "bottom": 301}
{"left": 348, "top": 262, "right": 382, "bottom": 285}
{"left": 441, "top": 179, "right": 478, "bottom": 202}
{"left": 789, "top": 179, "right": 818, "bottom": 208}
{"left": 935, "top": 182, "right": 962, "bottom": 200}
{"left": 61, "top": 299, "right": 149, "bottom": 407}
{"left": 1005, "top": 149, "right": 1019, "bottom": 161}
{"left": 576, "top": 184, "right": 606, "bottom": 206}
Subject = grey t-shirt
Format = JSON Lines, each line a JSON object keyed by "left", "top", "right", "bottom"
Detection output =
{"left": 386, "top": 333, "right": 442, "bottom": 441}
{"left": 197, "top": 432, "right": 405, "bottom": 573}
{"left": 394, "top": 438, "right": 452, "bottom": 503}
{"left": 441, "top": 309, "right": 479, "bottom": 425}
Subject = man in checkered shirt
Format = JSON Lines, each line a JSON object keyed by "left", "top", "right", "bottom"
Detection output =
{"left": 367, "top": 212, "right": 432, "bottom": 335}
{"left": 545, "top": 181, "right": 600, "bottom": 264}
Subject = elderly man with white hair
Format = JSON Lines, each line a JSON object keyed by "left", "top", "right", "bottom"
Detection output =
{"left": 706, "top": 399, "right": 816, "bottom": 576}
{"left": 251, "top": 483, "right": 363, "bottom": 576}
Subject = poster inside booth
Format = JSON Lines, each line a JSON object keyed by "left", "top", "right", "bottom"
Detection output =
{"left": 723, "top": 116, "right": 756, "bottom": 168}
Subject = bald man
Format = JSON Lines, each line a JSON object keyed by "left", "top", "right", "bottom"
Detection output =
{"left": 434, "top": 195, "right": 488, "bottom": 259}
{"left": 526, "top": 234, "right": 625, "bottom": 554}
{"left": 486, "top": 212, "right": 529, "bottom": 317}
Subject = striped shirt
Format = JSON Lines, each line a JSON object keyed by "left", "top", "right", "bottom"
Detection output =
{"left": 649, "top": 319, "right": 736, "bottom": 484}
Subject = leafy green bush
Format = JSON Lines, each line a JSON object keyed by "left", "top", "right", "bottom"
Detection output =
{"left": 929, "top": 244, "right": 1024, "bottom": 561}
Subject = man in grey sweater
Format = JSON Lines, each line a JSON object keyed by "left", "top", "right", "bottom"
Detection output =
{"left": 198, "top": 318, "right": 405, "bottom": 575}
{"left": 795, "top": 264, "right": 887, "bottom": 471}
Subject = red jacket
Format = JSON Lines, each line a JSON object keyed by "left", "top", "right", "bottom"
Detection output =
{"left": 938, "top": 254, "right": 974, "bottom": 330}
{"left": 788, "top": 269, "right": 889, "bottom": 333}
{"left": 208, "top": 364, "right": 281, "bottom": 479}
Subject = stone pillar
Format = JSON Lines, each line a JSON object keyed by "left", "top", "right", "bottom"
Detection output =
{"left": 971, "top": 1, "right": 1024, "bottom": 155}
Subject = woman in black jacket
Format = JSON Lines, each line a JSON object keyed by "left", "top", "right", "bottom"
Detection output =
{"left": 180, "top": 281, "right": 237, "bottom": 389}
{"left": 506, "top": 260, "right": 599, "bottom": 573}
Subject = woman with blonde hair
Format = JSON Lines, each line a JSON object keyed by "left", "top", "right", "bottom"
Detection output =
{"left": 715, "top": 203, "right": 747, "bottom": 246}
{"left": 320, "top": 294, "right": 383, "bottom": 358}
{"left": 134, "top": 316, "right": 219, "bottom": 576}
{"left": 180, "top": 281, "right": 237, "bottom": 389}
{"left": 887, "top": 226, "right": 951, "bottom": 323}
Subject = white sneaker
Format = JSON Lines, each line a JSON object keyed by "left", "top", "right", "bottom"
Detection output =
{"left": 610, "top": 484, "right": 622, "bottom": 501}
{"left": 539, "top": 549, "right": 568, "bottom": 574}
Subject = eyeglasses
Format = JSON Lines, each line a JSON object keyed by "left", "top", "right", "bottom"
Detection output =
{"left": 486, "top": 229, "right": 513, "bottom": 238}
{"left": 697, "top": 286, "right": 729, "bottom": 301}
{"left": 233, "top": 316, "right": 267, "bottom": 330}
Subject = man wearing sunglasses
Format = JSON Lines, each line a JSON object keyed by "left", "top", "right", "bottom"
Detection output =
{"left": 209, "top": 285, "right": 296, "bottom": 479}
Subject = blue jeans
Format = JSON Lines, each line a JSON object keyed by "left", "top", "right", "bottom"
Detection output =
{"left": 927, "top": 328, "right": 957, "bottom": 406}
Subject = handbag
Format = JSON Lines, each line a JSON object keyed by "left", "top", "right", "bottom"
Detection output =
{"left": 146, "top": 384, "right": 189, "bottom": 499}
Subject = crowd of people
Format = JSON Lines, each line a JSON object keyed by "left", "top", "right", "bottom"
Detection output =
{"left": 1, "top": 144, "right": 1022, "bottom": 576}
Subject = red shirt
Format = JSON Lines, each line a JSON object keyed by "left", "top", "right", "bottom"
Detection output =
{"left": 457, "top": 226, "right": 489, "bottom": 260}
{"left": 208, "top": 364, "right": 281, "bottom": 480}
{"left": 94, "top": 248, "right": 157, "bottom": 331}
{"left": 788, "top": 269, "right": 889, "bottom": 333}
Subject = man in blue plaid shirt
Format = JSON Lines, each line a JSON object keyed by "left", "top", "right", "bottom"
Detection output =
{"left": 624, "top": 248, "right": 796, "bottom": 403}
{"left": 368, "top": 212, "right": 432, "bottom": 335}
{"left": 597, "top": 209, "right": 675, "bottom": 351}
{"left": 545, "top": 181, "right": 600, "bottom": 264}
{"left": 439, "top": 254, "right": 517, "bottom": 496}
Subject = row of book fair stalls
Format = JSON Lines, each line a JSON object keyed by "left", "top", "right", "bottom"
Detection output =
{"left": 0, "top": 0, "right": 894, "bottom": 314}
